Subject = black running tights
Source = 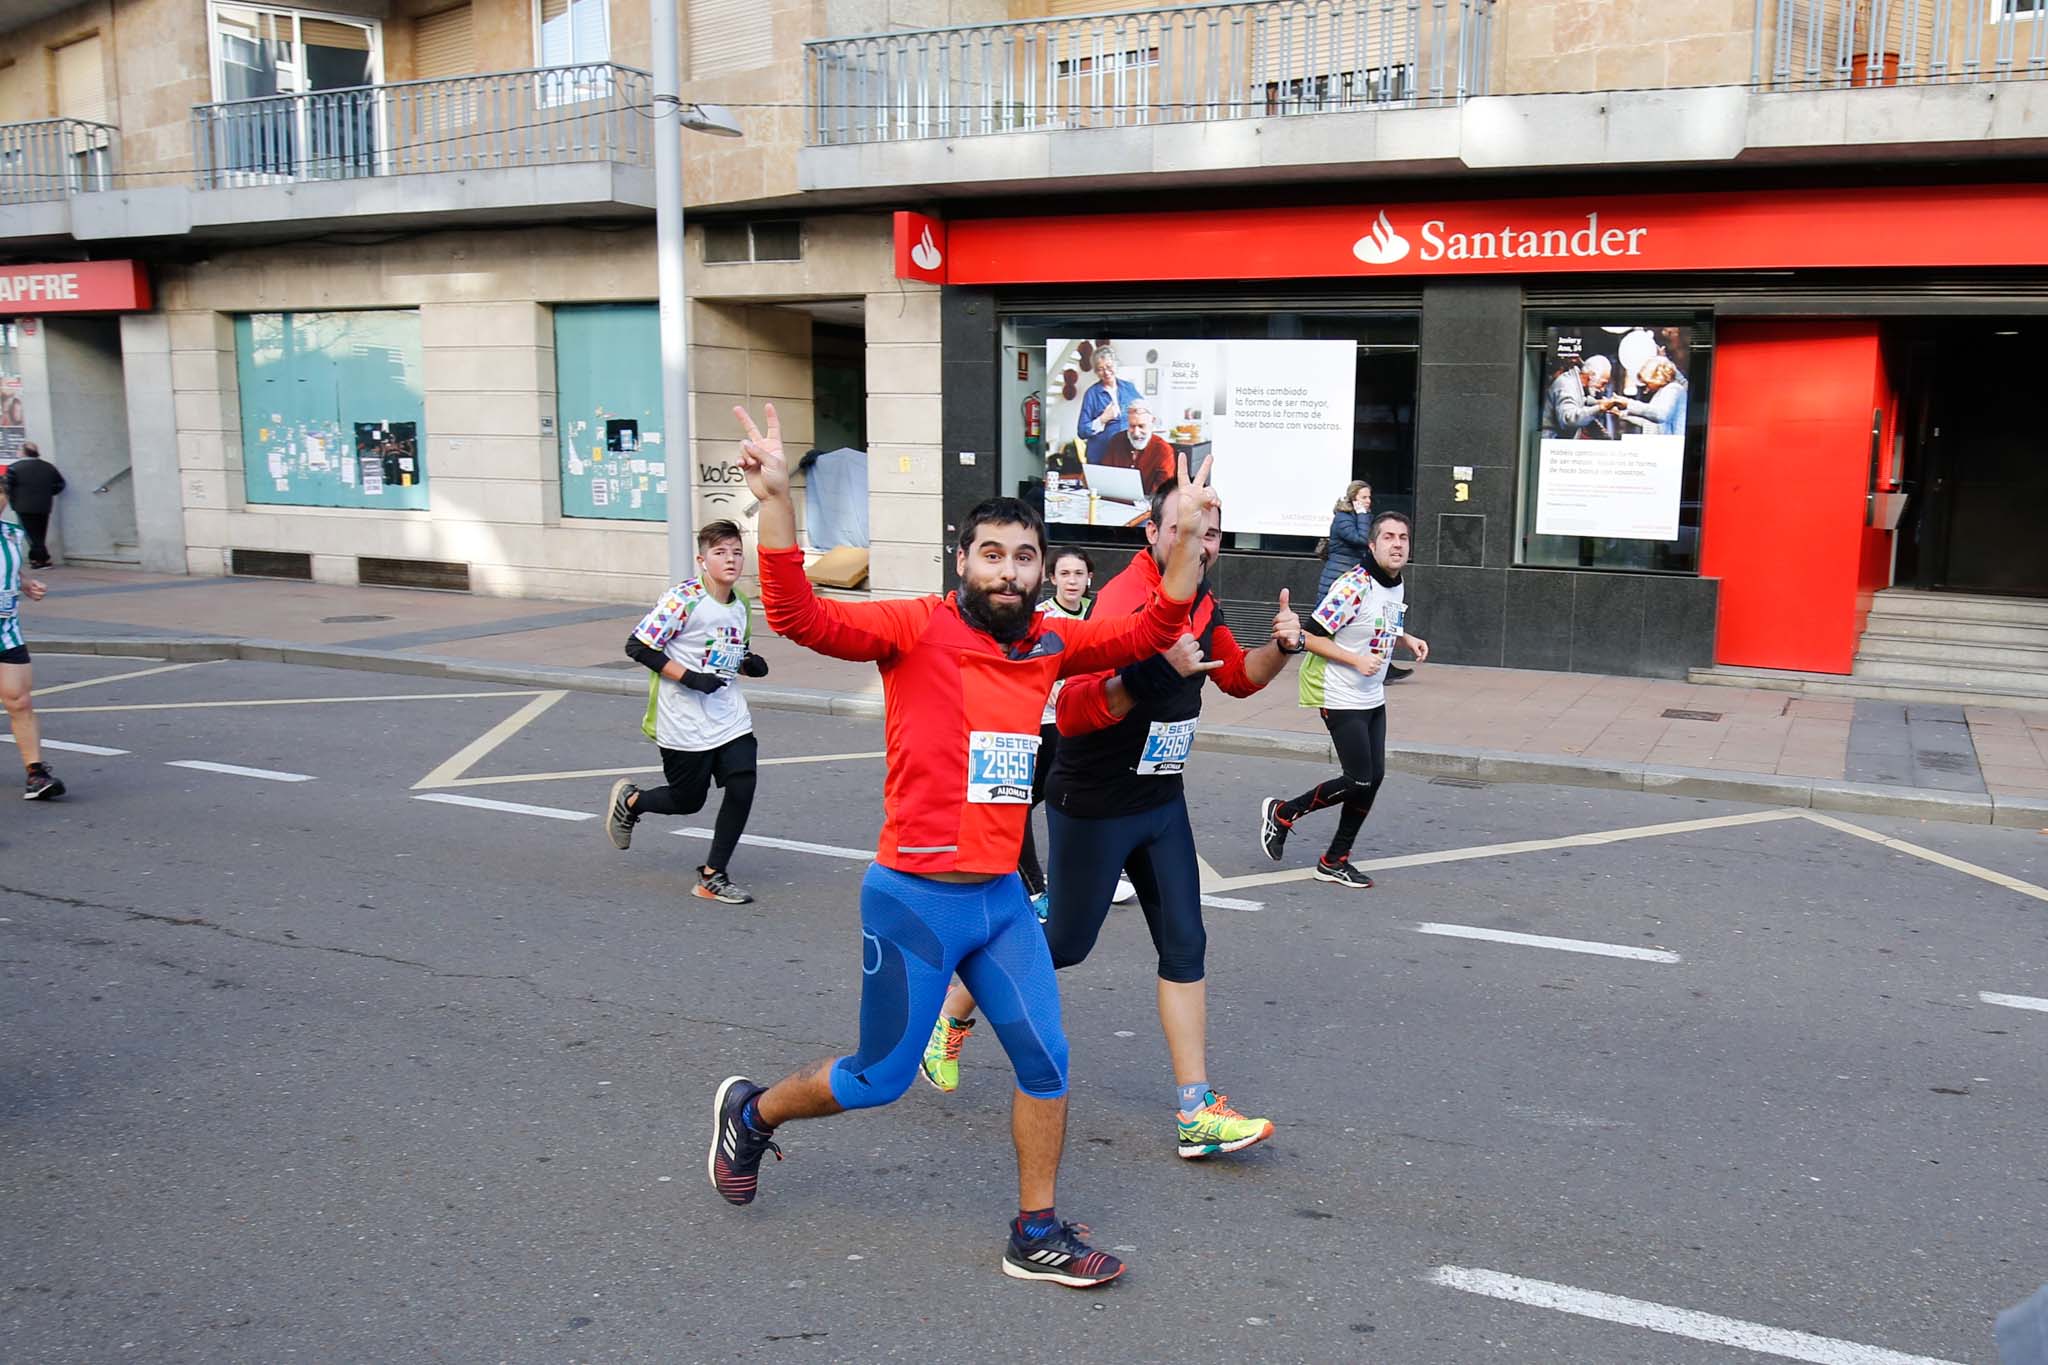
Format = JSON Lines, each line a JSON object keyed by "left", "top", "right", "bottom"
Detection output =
{"left": 1278, "top": 706, "right": 1386, "bottom": 861}
{"left": 633, "top": 734, "right": 758, "bottom": 873}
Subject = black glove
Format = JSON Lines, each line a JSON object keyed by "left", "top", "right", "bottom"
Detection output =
{"left": 1117, "top": 653, "right": 1183, "bottom": 708}
{"left": 679, "top": 670, "right": 727, "bottom": 694}
{"left": 739, "top": 652, "right": 769, "bottom": 678}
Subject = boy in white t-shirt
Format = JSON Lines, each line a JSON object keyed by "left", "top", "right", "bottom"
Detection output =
{"left": 604, "top": 519, "right": 769, "bottom": 904}
{"left": 1255, "top": 511, "right": 1428, "bottom": 889}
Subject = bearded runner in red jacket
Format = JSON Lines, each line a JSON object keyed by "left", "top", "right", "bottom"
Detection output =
{"left": 707, "top": 402, "right": 1220, "bottom": 1289}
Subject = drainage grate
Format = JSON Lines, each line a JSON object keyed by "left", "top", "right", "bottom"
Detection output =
{"left": 358, "top": 556, "right": 471, "bottom": 592}
{"left": 319, "top": 614, "right": 394, "bottom": 625}
{"left": 230, "top": 549, "right": 313, "bottom": 581}
{"left": 1429, "top": 775, "right": 1490, "bottom": 789}
{"left": 1662, "top": 708, "right": 1723, "bottom": 722}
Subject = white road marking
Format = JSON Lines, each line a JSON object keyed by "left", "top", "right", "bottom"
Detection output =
{"left": 1415, "top": 922, "right": 1680, "bottom": 963}
{"left": 432, "top": 750, "right": 887, "bottom": 789}
{"left": 1206, "top": 808, "right": 1805, "bottom": 892}
{"left": 2, "top": 735, "right": 129, "bottom": 756}
{"left": 33, "top": 660, "right": 213, "bottom": 696}
{"left": 166, "top": 760, "right": 316, "bottom": 783}
{"left": 1428, "top": 1265, "right": 1964, "bottom": 1365}
{"left": 1979, "top": 990, "right": 2048, "bottom": 1013}
{"left": 1800, "top": 811, "right": 2048, "bottom": 906}
{"left": 674, "top": 828, "right": 875, "bottom": 861}
{"left": 669, "top": 828, "right": 1264, "bottom": 908}
{"left": 413, "top": 793, "right": 596, "bottom": 822}
{"left": 43, "top": 689, "right": 545, "bottom": 716}
{"left": 412, "top": 690, "right": 568, "bottom": 789}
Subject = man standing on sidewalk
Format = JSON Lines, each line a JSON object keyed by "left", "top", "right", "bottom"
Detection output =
{"left": 604, "top": 518, "right": 769, "bottom": 905}
{"left": 3, "top": 443, "right": 65, "bottom": 569}
{"left": 708, "top": 402, "right": 1220, "bottom": 1289}
{"left": 1257, "top": 511, "right": 1427, "bottom": 888}
{"left": 925, "top": 481, "right": 1305, "bottom": 1161}
{"left": 0, "top": 482, "right": 63, "bottom": 799}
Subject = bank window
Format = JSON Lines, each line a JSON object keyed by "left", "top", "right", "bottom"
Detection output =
{"left": 554, "top": 303, "right": 667, "bottom": 522}
{"left": 1516, "top": 314, "right": 1712, "bottom": 574}
{"left": 1000, "top": 309, "right": 1418, "bottom": 555}
{"left": 234, "top": 310, "right": 427, "bottom": 511}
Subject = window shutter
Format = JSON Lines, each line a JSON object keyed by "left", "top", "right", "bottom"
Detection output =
{"left": 414, "top": 4, "right": 474, "bottom": 80}
{"left": 686, "top": 0, "right": 773, "bottom": 78}
{"left": 54, "top": 35, "right": 107, "bottom": 125}
{"left": 539, "top": 0, "right": 609, "bottom": 65}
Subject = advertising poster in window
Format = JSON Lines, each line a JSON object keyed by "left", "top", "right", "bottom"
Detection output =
{"left": 1532, "top": 324, "right": 1692, "bottom": 541}
{"left": 1042, "top": 338, "right": 1355, "bottom": 536}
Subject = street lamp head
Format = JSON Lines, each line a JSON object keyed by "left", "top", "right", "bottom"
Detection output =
{"left": 680, "top": 103, "right": 744, "bottom": 137}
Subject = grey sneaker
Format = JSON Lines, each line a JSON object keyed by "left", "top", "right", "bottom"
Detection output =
{"left": 605, "top": 779, "right": 639, "bottom": 849}
{"left": 694, "top": 867, "right": 753, "bottom": 905}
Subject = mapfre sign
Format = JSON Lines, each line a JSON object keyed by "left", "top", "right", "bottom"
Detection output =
{"left": 943, "top": 185, "right": 2048, "bottom": 285}
{"left": 0, "top": 260, "right": 151, "bottom": 314}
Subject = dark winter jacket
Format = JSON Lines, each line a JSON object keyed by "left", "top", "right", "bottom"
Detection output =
{"left": 2, "top": 454, "right": 64, "bottom": 515}
{"left": 1316, "top": 510, "right": 1372, "bottom": 600}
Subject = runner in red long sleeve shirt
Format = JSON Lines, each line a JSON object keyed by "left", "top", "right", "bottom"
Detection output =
{"left": 708, "top": 402, "right": 1220, "bottom": 1290}
{"left": 928, "top": 484, "right": 1307, "bottom": 1160}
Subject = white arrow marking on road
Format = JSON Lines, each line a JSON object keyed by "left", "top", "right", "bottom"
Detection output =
{"left": 670, "top": 827, "right": 1263, "bottom": 908}
{"left": 1428, "top": 1266, "right": 1965, "bottom": 1365}
{"left": 412, "top": 690, "right": 568, "bottom": 789}
{"left": 33, "top": 660, "right": 213, "bottom": 696}
{"left": 1979, "top": 990, "right": 2048, "bottom": 1013}
{"left": 1415, "top": 922, "right": 1680, "bottom": 963}
{"left": 413, "top": 793, "right": 595, "bottom": 822}
{"left": 1801, "top": 811, "right": 2048, "bottom": 905}
{"left": 2, "top": 735, "right": 129, "bottom": 756}
{"left": 167, "top": 760, "right": 316, "bottom": 783}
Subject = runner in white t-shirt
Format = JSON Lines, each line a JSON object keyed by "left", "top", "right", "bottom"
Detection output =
{"left": 1017, "top": 547, "right": 1094, "bottom": 920}
{"left": 1256, "top": 512, "right": 1428, "bottom": 888}
{"left": 603, "top": 520, "right": 769, "bottom": 904}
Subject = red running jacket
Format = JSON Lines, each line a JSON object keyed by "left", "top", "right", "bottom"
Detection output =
{"left": 758, "top": 544, "right": 1192, "bottom": 875}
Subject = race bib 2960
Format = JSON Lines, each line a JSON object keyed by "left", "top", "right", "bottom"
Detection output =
{"left": 966, "top": 731, "right": 1040, "bottom": 803}
{"left": 1135, "top": 717, "right": 1197, "bottom": 776}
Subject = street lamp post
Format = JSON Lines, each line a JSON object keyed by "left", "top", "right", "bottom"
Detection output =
{"left": 649, "top": 0, "right": 742, "bottom": 583}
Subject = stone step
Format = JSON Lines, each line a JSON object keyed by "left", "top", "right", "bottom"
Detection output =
{"left": 1848, "top": 655, "right": 2048, "bottom": 693}
{"left": 1867, "top": 589, "right": 2048, "bottom": 627}
{"left": 1857, "top": 633, "right": 2048, "bottom": 670}
{"left": 1687, "top": 665, "right": 2048, "bottom": 713}
{"left": 1859, "top": 614, "right": 2048, "bottom": 647}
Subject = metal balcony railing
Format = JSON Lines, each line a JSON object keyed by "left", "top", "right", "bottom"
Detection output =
{"left": 0, "top": 118, "right": 117, "bottom": 204}
{"left": 804, "top": 0, "right": 1495, "bottom": 145}
{"left": 1752, "top": 0, "right": 2048, "bottom": 88}
{"left": 190, "top": 63, "right": 653, "bottom": 189}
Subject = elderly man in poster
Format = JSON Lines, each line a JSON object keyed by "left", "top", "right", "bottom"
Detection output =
{"left": 1542, "top": 355, "right": 1613, "bottom": 439}
{"left": 1092, "top": 399, "right": 1177, "bottom": 496}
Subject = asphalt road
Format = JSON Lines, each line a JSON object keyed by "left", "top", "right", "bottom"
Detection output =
{"left": 2, "top": 653, "right": 2044, "bottom": 1364}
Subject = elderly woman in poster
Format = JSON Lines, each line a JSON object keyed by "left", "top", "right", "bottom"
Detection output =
{"left": 1603, "top": 358, "right": 1688, "bottom": 436}
{"left": 1077, "top": 345, "right": 1145, "bottom": 462}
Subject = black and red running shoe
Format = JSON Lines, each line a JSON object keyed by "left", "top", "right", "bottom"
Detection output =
{"left": 1002, "top": 1218, "right": 1126, "bottom": 1288}
{"left": 708, "top": 1075, "right": 781, "bottom": 1206}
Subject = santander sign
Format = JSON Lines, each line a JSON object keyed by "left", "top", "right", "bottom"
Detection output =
{"left": 942, "top": 186, "right": 2048, "bottom": 286}
{"left": 1356, "top": 210, "right": 1649, "bottom": 266}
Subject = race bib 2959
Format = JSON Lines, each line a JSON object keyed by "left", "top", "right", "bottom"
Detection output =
{"left": 966, "top": 730, "right": 1040, "bottom": 803}
{"left": 0, "top": 589, "right": 17, "bottom": 619}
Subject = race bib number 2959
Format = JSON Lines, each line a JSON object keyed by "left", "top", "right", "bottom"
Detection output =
{"left": 966, "top": 730, "right": 1040, "bottom": 804}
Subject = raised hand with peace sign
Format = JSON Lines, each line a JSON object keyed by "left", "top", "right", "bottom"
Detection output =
{"left": 732, "top": 402, "right": 798, "bottom": 552}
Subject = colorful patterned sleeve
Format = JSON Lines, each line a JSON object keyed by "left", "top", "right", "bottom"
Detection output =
{"left": 632, "top": 580, "right": 701, "bottom": 650}
{"left": 1311, "top": 571, "right": 1362, "bottom": 634}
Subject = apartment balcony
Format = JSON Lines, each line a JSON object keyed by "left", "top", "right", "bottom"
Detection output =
{"left": 30, "top": 64, "right": 660, "bottom": 246}
{"left": 0, "top": 118, "right": 117, "bottom": 244}
{"left": 798, "top": 0, "right": 2048, "bottom": 202}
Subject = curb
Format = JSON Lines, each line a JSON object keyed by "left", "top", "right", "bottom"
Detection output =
{"left": 31, "top": 632, "right": 2022, "bottom": 827}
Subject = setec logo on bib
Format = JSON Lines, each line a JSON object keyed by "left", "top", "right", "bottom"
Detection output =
{"left": 967, "top": 731, "right": 1039, "bottom": 803}
{"left": 1135, "top": 717, "right": 1197, "bottom": 776}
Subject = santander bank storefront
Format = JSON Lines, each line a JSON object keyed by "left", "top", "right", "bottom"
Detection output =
{"left": 913, "top": 183, "right": 2048, "bottom": 681}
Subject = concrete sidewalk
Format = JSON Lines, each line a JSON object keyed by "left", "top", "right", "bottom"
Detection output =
{"left": 18, "top": 563, "right": 2048, "bottom": 827}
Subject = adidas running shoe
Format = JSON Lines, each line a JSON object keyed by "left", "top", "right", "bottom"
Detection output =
{"left": 604, "top": 779, "right": 639, "bottom": 849}
{"left": 1177, "top": 1091, "right": 1276, "bottom": 1160}
{"left": 1314, "top": 855, "right": 1374, "bottom": 889}
{"left": 694, "top": 867, "right": 754, "bottom": 904}
{"left": 920, "top": 1014, "right": 975, "bottom": 1093}
{"left": 1258, "top": 797, "right": 1290, "bottom": 861}
{"left": 709, "top": 1075, "right": 781, "bottom": 1206}
{"left": 1002, "top": 1219, "right": 1126, "bottom": 1288}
